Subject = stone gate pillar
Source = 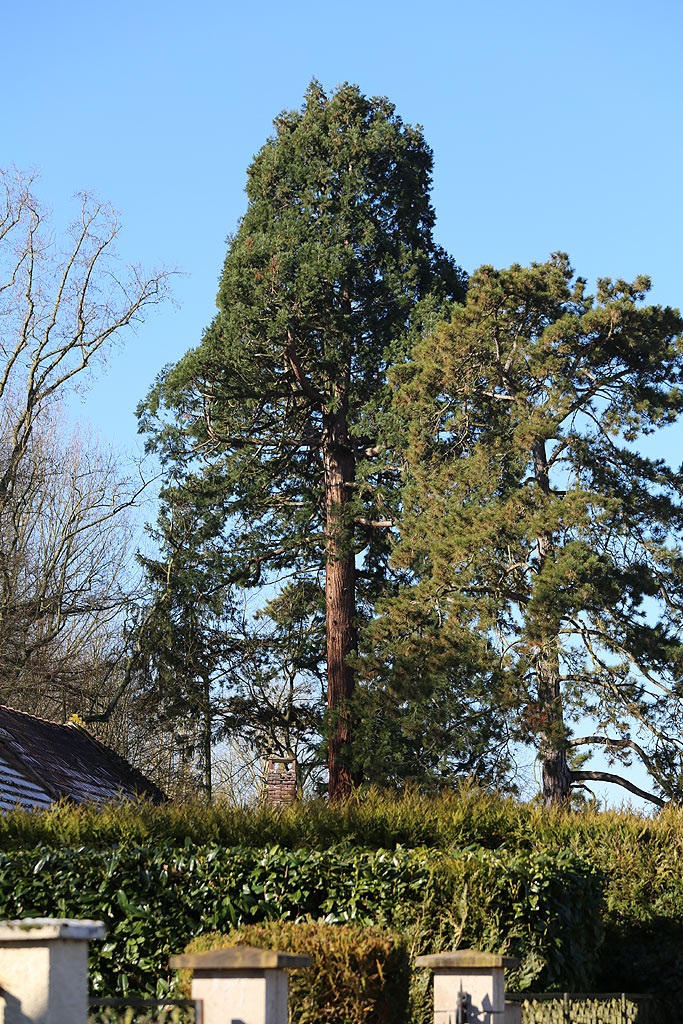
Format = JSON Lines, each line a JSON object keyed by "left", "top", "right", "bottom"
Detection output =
{"left": 0, "top": 917, "right": 105, "bottom": 1024}
{"left": 415, "top": 949, "right": 521, "bottom": 1024}
{"left": 170, "top": 945, "right": 312, "bottom": 1024}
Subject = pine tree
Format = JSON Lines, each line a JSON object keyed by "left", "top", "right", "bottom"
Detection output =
{"left": 393, "top": 254, "right": 683, "bottom": 807}
{"left": 134, "top": 498, "right": 234, "bottom": 800}
{"left": 140, "top": 82, "right": 464, "bottom": 798}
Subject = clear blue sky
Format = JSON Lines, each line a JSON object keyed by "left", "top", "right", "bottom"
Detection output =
{"left": 3, "top": 0, "right": 682, "bottom": 806}
{"left": 4, "top": 0, "right": 681, "bottom": 454}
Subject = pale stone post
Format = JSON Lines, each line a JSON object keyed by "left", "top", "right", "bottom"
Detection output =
{"left": 0, "top": 917, "right": 105, "bottom": 1024}
{"left": 415, "top": 949, "right": 521, "bottom": 1024}
{"left": 169, "top": 946, "right": 312, "bottom": 1024}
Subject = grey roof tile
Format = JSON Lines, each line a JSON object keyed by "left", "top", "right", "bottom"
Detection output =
{"left": 0, "top": 705, "right": 166, "bottom": 809}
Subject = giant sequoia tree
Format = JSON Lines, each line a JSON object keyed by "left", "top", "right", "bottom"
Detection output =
{"left": 140, "top": 82, "right": 464, "bottom": 798}
{"left": 393, "top": 255, "right": 683, "bottom": 807}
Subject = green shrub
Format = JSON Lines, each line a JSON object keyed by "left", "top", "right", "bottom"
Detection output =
{"left": 414, "top": 848, "right": 604, "bottom": 991}
{"left": 513, "top": 994, "right": 657, "bottom": 1024}
{"left": 178, "top": 921, "right": 411, "bottom": 1024}
{"left": 0, "top": 841, "right": 601, "bottom": 999}
{"left": 0, "top": 787, "right": 668, "bottom": 855}
{"left": 0, "top": 786, "right": 574, "bottom": 852}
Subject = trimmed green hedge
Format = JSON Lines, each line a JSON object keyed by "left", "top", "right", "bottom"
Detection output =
{"left": 513, "top": 994, "right": 656, "bottom": 1024}
{"left": 4, "top": 792, "right": 683, "bottom": 1004}
{"left": 0, "top": 842, "right": 601, "bottom": 998}
{"left": 0, "top": 789, "right": 678, "bottom": 858}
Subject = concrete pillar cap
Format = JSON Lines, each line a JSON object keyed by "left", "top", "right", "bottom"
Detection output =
{"left": 415, "top": 949, "right": 519, "bottom": 970}
{"left": 0, "top": 918, "right": 106, "bottom": 941}
{"left": 170, "top": 946, "right": 312, "bottom": 971}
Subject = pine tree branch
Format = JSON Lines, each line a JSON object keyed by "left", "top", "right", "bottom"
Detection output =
{"left": 568, "top": 733, "right": 660, "bottom": 778}
{"left": 286, "top": 331, "right": 326, "bottom": 409}
{"left": 571, "top": 769, "right": 666, "bottom": 808}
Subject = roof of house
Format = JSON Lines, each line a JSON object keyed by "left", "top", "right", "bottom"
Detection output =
{"left": 0, "top": 705, "right": 166, "bottom": 810}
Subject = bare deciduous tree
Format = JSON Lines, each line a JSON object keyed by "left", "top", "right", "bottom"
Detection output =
{"left": 0, "top": 406, "right": 143, "bottom": 719}
{"left": 0, "top": 167, "right": 171, "bottom": 722}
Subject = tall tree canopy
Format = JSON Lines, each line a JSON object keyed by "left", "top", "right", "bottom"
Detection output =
{"left": 391, "top": 254, "right": 683, "bottom": 807}
{"left": 140, "top": 82, "right": 465, "bottom": 798}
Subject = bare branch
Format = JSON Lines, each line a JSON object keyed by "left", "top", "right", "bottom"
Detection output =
{"left": 571, "top": 769, "right": 666, "bottom": 809}
{"left": 0, "top": 167, "right": 173, "bottom": 724}
{"left": 568, "top": 733, "right": 661, "bottom": 779}
{"left": 0, "top": 168, "right": 173, "bottom": 501}
{"left": 354, "top": 517, "right": 394, "bottom": 528}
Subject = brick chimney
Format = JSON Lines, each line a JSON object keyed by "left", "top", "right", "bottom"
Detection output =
{"left": 265, "top": 755, "right": 297, "bottom": 805}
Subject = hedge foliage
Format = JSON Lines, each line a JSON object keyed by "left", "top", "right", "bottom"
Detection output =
{"left": 3, "top": 790, "right": 683, "bottom": 1004}
{"left": 180, "top": 922, "right": 411, "bottom": 1024}
{"left": 0, "top": 787, "right": 588, "bottom": 851}
{"left": 512, "top": 995, "right": 656, "bottom": 1024}
{"left": 0, "top": 839, "right": 600, "bottom": 998}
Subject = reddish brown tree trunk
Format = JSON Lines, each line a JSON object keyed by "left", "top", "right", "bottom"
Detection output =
{"left": 324, "top": 411, "right": 357, "bottom": 802}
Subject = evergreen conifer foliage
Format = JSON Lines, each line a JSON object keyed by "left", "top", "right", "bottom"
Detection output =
{"left": 140, "top": 82, "right": 464, "bottom": 799}
{"left": 393, "top": 255, "right": 683, "bottom": 806}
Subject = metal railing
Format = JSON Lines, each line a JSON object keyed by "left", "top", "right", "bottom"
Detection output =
{"left": 507, "top": 991, "right": 656, "bottom": 1024}
{"left": 88, "top": 997, "right": 202, "bottom": 1024}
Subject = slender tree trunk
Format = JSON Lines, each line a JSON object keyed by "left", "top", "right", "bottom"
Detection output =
{"left": 537, "top": 645, "right": 571, "bottom": 806}
{"left": 531, "top": 440, "right": 571, "bottom": 806}
{"left": 203, "top": 673, "right": 212, "bottom": 803}
{"left": 323, "top": 410, "right": 357, "bottom": 802}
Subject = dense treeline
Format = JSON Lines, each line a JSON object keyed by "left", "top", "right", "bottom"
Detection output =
{"left": 4, "top": 82, "right": 683, "bottom": 808}
{"left": 139, "top": 82, "right": 683, "bottom": 807}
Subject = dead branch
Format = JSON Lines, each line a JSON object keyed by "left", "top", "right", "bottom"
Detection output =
{"left": 571, "top": 769, "right": 666, "bottom": 808}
